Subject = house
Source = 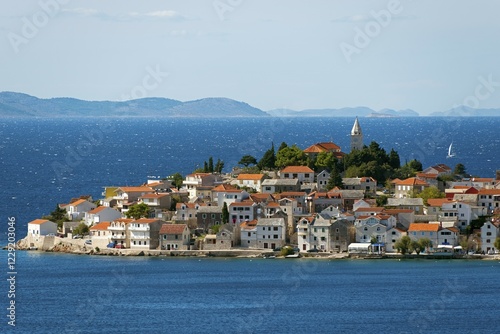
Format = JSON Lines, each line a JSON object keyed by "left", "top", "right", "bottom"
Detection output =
{"left": 236, "top": 174, "right": 268, "bottom": 192}
{"left": 316, "top": 170, "right": 331, "bottom": 191}
{"left": 182, "top": 173, "right": 222, "bottom": 199}
{"left": 205, "top": 224, "right": 238, "bottom": 250}
{"left": 229, "top": 201, "right": 257, "bottom": 224}
{"left": 309, "top": 190, "right": 342, "bottom": 213}
{"left": 387, "top": 198, "right": 424, "bottom": 214}
{"left": 394, "top": 177, "right": 429, "bottom": 198}
{"left": 174, "top": 203, "right": 199, "bottom": 228}
{"left": 422, "top": 164, "right": 452, "bottom": 176}
{"left": 385, "top": 227, "right": 407, "bottom": 253}
{"left": 477, "top": 189, "right": 500, "bottom": 212}
{"left": 89, "top": 222, "right": 112, "bottom": 249}
{"left": 278, "top": 198, "right": 304, "bottom": 216}
{"left": 384, "top": 209, "right": 415, "bottom": 229}
{"left": 84, "top": 206, "right": 122, "bottom": 226}
{"left": 113, "top": 186, "right": 155, "bottom": 212}
{"left": 62, "top": 199, "right": 96, "bottom": 221}
{"left": 256, "top": 217, "right": 287, "bottom": 249}
{"left": 138, "top": 193, "right": 172, "bottom": 210}
{"left": 297, "top": 214, "right": 332, "bottom": 252}
{"left": 240, "top": 219, "right": 258, "bottom": 248}
{"left": 407, "top": 223, "right": 459, "bottom": 249}
{"left": 303, "top": 142, "right": 344, "bottom": 160}
{"left": 445, "top": 186, "right": 479, "bottom": 199}
{"left": 354, "top": 216, "right": 388, "bottom": 244}
{"left": 354, "top": 207, "right": 385, "bottom": 218}
{"left": 197, "top": 205, "right": 223, "bottom": 232}
{"left": 108, "top": 218, "right": 133, "bottom": 248}
{"left": 279, "top": 166, "right": 315, "bottom": 184}
{"left": 128, "top": 218, "right": 162, "bottom": 250}
{"left": 416, "top": 173, "right": 439, "bottom": 188}
{"left": 159, "top": 224, "right": 190, "bottom": 250}
{"left": 27, "top": 219, "right": 57, "bottom": 245}
{"left": 339, "top": 190, "right": 365, "bottom": 211}
{"left": 261, "top": 178, "right": 300, "bottom": 194}
{"left": 481, "top": 221, "right": 500, "bottom": 254}
{"left": 330, "top": 218, "right": 356, "bottom": 253}
{"left": 342, "top": 177, "right": 377, "bottom": 195}
{"left": 211, "top": 184, "right": 249, "bottom": 207}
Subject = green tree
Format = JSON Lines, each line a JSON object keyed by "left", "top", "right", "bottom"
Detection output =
{"left": 73, "top": 222, "right": 89, "bottom": 236}
{"left": 167, "top": 172, "right": 184, "bottom": 189}
{"left": 407, "top": 159, "right": 423, "bottom": 172}
{"left": 42, "top": 205, "right": 68, "bottom": 229}
{"left": 418, "top": 238, "right": 432, "bottom": 253}
{"left": 238, "top": 155, "right": 258, "bottom": 167}
{"left": 222, "top": 202, "right": 229, "bottom": 225}
{"left": 494, "top": 237, "right": 500, "bottom": 252}
{"left": 326, "top": 165, "right": 343, "bottom": 190}
{"left": 125, "top": 203, "right": 150, "bottom": 220}
{"left": 416, "top": 186, "right": 445, "bottom": 205}
{"left": 394, "top": 236, "right": 412, "bottom": 254}
{"left": 258, "top": 143, "right": 276, "bottom": 170}
{"left": 454, "top": 163, "right": 467, "bottom": 176}
{"left": 275, "top": 144, "right": 307, "bottom": 168}
{"left": 315, "top": 152, "right": 338, "bottom": 172}
{"left": 170, "top": 194, "right": 181, "bottom": 211}
{"left": 208, "top": 157, "right": 214, "bottom": 173}
{"left": 370, "top": 236, "right": 378, "bottom": 244}
{"left": 215, "top": 158, "right": 224, "bottom": 173}
{"left": 376, "top": 195, "right": 389, "bottom": 207}
{"left": 203, "top": 161, "right": 208, "bottom": 173}
{"left": 388, "top": 148, "right": 401, "bottom": 169}
{"left": 411, "top": 240, "right": 423, "bottom": 255}
{"left": 277, "top": 142, "right": 288, "bottom": 153}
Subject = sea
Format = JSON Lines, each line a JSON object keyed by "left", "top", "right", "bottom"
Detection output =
{"left": 0, "top": 116, "right": 499, "bottom": 333}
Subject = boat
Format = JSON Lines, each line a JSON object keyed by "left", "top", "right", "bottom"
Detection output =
{"left": 285, "top": 253, "right": 300, "bottom": 258}
{"left": 446, "top": 142, "right": 456, "bottom": 158}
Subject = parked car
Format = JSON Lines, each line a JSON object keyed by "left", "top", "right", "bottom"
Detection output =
{"left": 115, "top": 244, "right": 125, "bottom": 249}
{"left": 307, "top": 248, "right": 319, "bottom": 253}
{"left": 85, "top": 240, "right": 92, "bottom": 245}
{"left": 107, "top": 243, "right": 115, "bottom": 248}
{"left": 73, "top": 234, "right": 82, "bottom": 239}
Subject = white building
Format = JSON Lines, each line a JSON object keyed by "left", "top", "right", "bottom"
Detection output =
{"left": 256, "top": 218, "right": 286, "bottom": 249}
{"left": 27, "top": 219, "right": 57, "bottom": 244}
{"left": 84, "top": 206, "right": 122, "bottom": 226}
{"left": 481, "top": 221, "right": 500, "bottom": 254}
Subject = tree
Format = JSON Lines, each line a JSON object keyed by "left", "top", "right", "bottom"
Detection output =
{"left": 258, "top": 143, "right": 276, "bottom": 170}
{"left": 125, "top": 203, "right": 150, "bottom": 219}
{"left": 73, "top": 222, "right": 89, "bottom": 236}
{"left": 203, "top": 161, "right": 208, "bottom": 173}
{"left": 376, "top": 195, "right": 389, "bottom": 207}
{"left": 238, "top": 155, "right": 258, "bottom": 167}
{"left": 277, "top": 142, "right": 288, "bottom": 153}
{"left": 167, "top": 172, "right": 184, "bottom": 189}
{"left": 370, "top": 236, "right": 378, "bottom": 244}
{"left": 275, "top": 144, "right": 307, "bottom": 168}
{"left": 418, "top": 238, "right": 432, "bottom": 253}
{"left": 454, "top": 163, "right": 467, "bottom": 176}
{"left": 411, "top": 240, "right": 423, "bottom": 255}
{"left": 495, "top": 237, "right": 500, "bottom": 252}
{"left": 42, "top": 205, "right": 68, "bottom": 229}
{"left": 315, "top": 152, "right": 338, "bottom": 172}
{"left": 326, "top": 165, "right": 343, "bottom": 190}
{"left": 215, "top": 158, "right": 224, "bottom": 173}
{"left": 407, "top": 159, "right": 423, "bottom": 172}
{"left": 416, "top": 186, "right": 445, "bottom": 205}
{"left": 208, "top": 157, "right": 214, "bottom": 173}
{"left": 394, "top": 236, "right": 412, "bottom": 254}
{"left": 222, "top": 202, "right": 229, "bottom": 225}
{"left": 388, "top": 148, "right": 401, "bottom": 169}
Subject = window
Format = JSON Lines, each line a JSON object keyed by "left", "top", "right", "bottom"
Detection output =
{"left": 336, "top": 228, "right": 339, "bottom": 233}
{"left": 322, "top": 228, "right": 325, "bottom": 233}
{"left": 486, "top": 239, "right": 491, "bottom": 243}
{"left": 273, "top": 226, "right": 278, "bottom": 231}
{"left": 314, "top": 228, "right": 317, "bottom": 233}
{"left": 202, "top": 214, "right": 207, "bottom": 219}
{"left": 302, "top": 235, "right": 306, "bottom": 239}
{"left": 248, "top": 232, "right": 251, "bottom": 237}
{"left": 487, "top": 232, "right": 492, "bottom": 236}
{"left": 274, "top": 235, "right": 278, "bottom": 239}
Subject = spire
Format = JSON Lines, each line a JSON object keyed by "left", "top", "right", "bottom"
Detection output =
{"left": 351, "top": 117, "right": 362, "bottom": 135}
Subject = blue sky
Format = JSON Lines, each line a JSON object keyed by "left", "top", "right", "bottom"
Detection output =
{"left": 1, "top": 0, "right": 499, "bottom": 115}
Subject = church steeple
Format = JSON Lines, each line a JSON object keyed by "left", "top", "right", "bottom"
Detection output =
{"left": 350, "top": 117, "right": 363, "bottom": 151}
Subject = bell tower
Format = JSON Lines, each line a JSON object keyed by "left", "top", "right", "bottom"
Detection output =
{"left": 350, "top": 117, "right": 363, "bottom": 151}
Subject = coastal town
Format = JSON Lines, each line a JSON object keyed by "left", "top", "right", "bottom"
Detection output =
{"left": 21, "top": 118, "right": 500, "bottom": 258}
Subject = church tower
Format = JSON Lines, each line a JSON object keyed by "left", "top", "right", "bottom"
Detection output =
{"left": 350, "top": 117, "right": 363, "bottom": 151}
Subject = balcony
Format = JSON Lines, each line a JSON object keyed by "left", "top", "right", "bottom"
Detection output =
{"left": 130, "top": 235, "right": 151, "bottom": 240}
{"left": 111, "top": 234, "right": 126, "bottom": 240}
{"left": 128, "top": 226, "right": 150, "bottom": 231}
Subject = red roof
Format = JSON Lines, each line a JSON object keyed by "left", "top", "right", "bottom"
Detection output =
{"left": 90, "top": 222, "right": 110, "bottom": 231}
{"left": 237, "top": 174, "right": 265, "bottom": 180}
{"left": 212, "top": 184, "right": 239, "bottom": 192}
{"left": 408, "top": 223, "right": 440, "bottom": 232}
{"left": 160, "top": 224, "right": 188, "bottom": 234}
{"left": 281, "top": 166, "right": 314, "bottom": 173}
{"left": 396, "top": 177, "right": 429, "bottom": 186}
{"left": 28, "top": 219, "right": 52, "bottom": 225}
{"left": 303, "top": 142, "right": 341, "bottom": 153}
{"left": 88, "top": 206, "right": 110, "bottom": 214}
{"left": 427, "top": 198, "right": 453, "bottom": 207}
{"left": 478, "top": 189, "right": 500, "bottom": 195}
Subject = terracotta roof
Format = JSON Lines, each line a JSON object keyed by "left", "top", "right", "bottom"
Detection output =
{"left": 176, "top": 203, "right": 196, "bottom": 209}
{"left": 237, "top": 174, "right": 265, "bottom": 180}
{"left": 277, "top": 192, "right": 307, "bottom": 198}
{"left": 88, "top": 206, "right": 110, "bottom": 214}
{"left": 427, "top": 198, "right": 453, "bottom": 207}
{"left": 240, "top": 219, "right": 258, "bottom": 230}
{"left": 395, "top": 177, "right": 429, "bottom": 186}
{"left": 408, "top": 223, "right": 440, "bottom": 232}
{"left": 133, "top": 218, "right": 160, "bottom": 224}
{"left": 417, "top": 173, "right": 438, "bottom": 179}
{"left": 69, "top": 198, "right": 89, "bottom": 206}
{"left": 28, "top": 219, "right": 52, "bottom": 225}
{"left": 303, "top": 142, "right": 341, "bottom": 153}
{"left": 212, "top": 184, "right": 239, "bottom": 192}
{"left": 478, "top": 189, "right": 500, "bottom": 195}
{"left": 230, "top": 202, "right": 256, "bottom": 207}
{"left": 113, "top": 218, "right": 134, "bottom": 224}
{"left": 116, "top": 186, "right": 154, "bottom": 193}
{"left": 355, "top": 207, "right": 385, "bottom": 212}
{"left": 445, "top": 227, "right": 459, "bottom": 233}
{"left": 472, "top": 178, "right": 494, "bottom": 182}
{"left": 90, "top": 222, "right": 110, "bottom": 231}
{"left": 160, "top": 224, "right": 187, "bottom": 234}
{"left": 281, "top": 166, "right": 314, "bottom": 173}
{"left": 266, "top": 202, "right": 281, "bottom": 207}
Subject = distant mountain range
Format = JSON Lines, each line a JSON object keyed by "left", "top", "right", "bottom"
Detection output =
{"left": 1, "top": 92, "right": 500, "bottom": 117}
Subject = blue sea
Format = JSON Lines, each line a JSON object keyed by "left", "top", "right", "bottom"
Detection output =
{"left": 0, "top": 117, "right": 500, "bottom": 333}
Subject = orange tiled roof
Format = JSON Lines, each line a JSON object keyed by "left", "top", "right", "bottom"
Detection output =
{"left": 472, "top": 178, "right": 494, "bottom": 182}
{"left": 160, "top": 224, "right": 187, "bottom": 234}
{"left": 88, "top": 206, "right": 110, "bottom": 214}
{"left": 240, "top": 219, "right": 258, "bottom": 229}
{"left": 478, "top": 189, "right": 500, "bottom": 195}
{"left": 230, "top": 202, "right": 255, "bottom": 207}
{"left": 427, "top": 198, "right": 453, "bottom": 207}
{"left": 355, "top": 207, "right": 384, "bottom": 212}
{"left": 28, "top": 219, "right": 51, "bottom": 225}
{"left": 396, "top": 177, "right": 429, "bottom": 186}
{"left": 212, "top": 184, "right": 239, "bottom": 192}
{"left": 133, "top": 218, "right": 160, "bottom": 224}
{"left": 237, "top": 174, "right": 265, "bottom": 180}
{"left": 408, "top": 223, "right": 440, "bottom": 232}
{"left": 303, "top": 142, "right": 341, "bottom": 153}
{"left": 281, "top": 166, "right": 314, "bottom": 173}
{"left": 69, "top": 198, "right": 88, "bottom": 206}
{"left": 417, "top": 173, "right": 438, "bottom": 179}
{"left": 90, "top": 222, "right": 110, "bottom": 231}
{"left": 116, "top": 186, "right": 154, "bottom": 193}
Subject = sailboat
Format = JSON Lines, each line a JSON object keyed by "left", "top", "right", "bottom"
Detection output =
{"left": 446, "top": 142, "right": 456, "bottom": 158}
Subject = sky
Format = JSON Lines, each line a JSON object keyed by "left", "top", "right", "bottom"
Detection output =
{"left": 1, "top": 0, "right": 499, "bottom": 115}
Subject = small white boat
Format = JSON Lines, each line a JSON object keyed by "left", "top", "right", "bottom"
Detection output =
{"left": 446, "top": 142, "right": 456, "bottom": 158}
{"left": 285, "top": 253, "right": 300, "bottom": 258}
